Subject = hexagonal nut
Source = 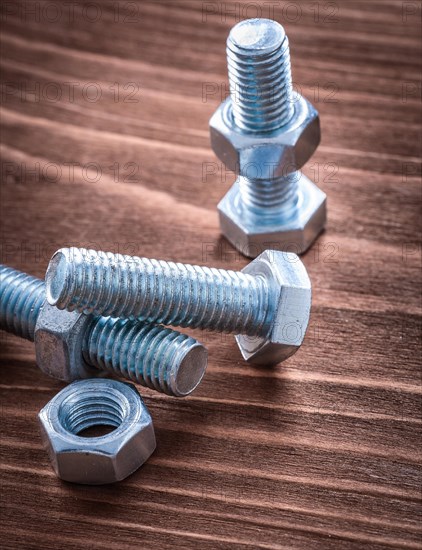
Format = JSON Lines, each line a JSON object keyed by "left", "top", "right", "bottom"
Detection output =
{"left": 236, "top": 250, "right": 311, "bottom": 366}
{"left": 218, "top": 172, "right": 327, "bottom": 258}
{"left": 38, "top": 379, "right": 156, "bottom": 484}
{"left": 210, "top": 94, "right": 320, "bottom": 179}
{"left": 34, "top": 302, "right": 101, "bottom": 381}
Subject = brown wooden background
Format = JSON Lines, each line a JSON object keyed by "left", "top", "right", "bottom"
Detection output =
{"left": 1, "top": 1, "right": 421, "bottom": 548}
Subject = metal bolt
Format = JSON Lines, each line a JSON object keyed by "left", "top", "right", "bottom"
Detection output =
{"left": 209, "top": 18, "right": 327, "bottom": 257}
{"left": 0, "top": 264, "right": 208, "bottom": 396}
{"left": 227, "top": 18, "right": 295, "bottom": 133}
{"left": 46, "top": 247, "right": 312, "bottom": 366}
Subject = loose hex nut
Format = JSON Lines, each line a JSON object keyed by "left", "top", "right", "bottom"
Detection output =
{"left": 38, "top": 379, "right": 156, "bottom": 484}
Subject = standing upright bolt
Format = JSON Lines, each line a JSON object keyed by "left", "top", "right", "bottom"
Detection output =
{"left": 209, "top": 18, "right": 327, "bottom": 258}
{"left": 46, "top": 247, "right": 312, "bottom": 366}
{"left": 0, "top": 265, "right": 207, "bottom": 397}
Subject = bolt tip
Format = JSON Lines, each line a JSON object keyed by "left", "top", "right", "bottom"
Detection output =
{"left": 228, "top": 18, "right": 286, "bottom": 53}
{"left": 45, "top": 249, "right": 70, "bottom": 306}
{"left": 170, "top": 342, "right": 208, "bottom": 397}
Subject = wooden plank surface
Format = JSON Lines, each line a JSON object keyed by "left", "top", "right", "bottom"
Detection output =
{"left": 1, "top": 1, "right": 421, "bottom": 548}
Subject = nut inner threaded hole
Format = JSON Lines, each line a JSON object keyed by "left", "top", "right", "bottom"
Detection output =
{"left": 59, "top": 394, "right": 127, "bottom": 437}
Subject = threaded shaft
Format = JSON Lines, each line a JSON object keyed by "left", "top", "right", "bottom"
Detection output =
{"left": 0, "top": 265, "right": 45, "bottom": 341}
{"left": 227, "top": 18, "right": 294, "bottom": 133}
{"left": 238, "top": 171, "right": 299, "bottom": 215}
{"left": 1, "top": 264, "right": 207, "bottom": 397}
{"left": 46, "top": 248, "right": 273, "bottom": 337}
{"left": 84, "top": 317, "right": 207, "bottom": 397}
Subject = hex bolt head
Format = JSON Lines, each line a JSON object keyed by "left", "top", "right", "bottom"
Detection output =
{"left": 236, "top": 250, "right": 311, "bottom": 364}
{"left": 34, "top": 303, "right": 100, "bottom": 381}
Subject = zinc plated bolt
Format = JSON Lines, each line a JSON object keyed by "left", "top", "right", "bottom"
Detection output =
{"left": 209, "top": 18, "right": 327, "bottom": 258}
{"left": 46, "top": 247, "right": 312, "bottom": 366}
{"left": 0, "top": 264, "right": 207, "bottom": 397}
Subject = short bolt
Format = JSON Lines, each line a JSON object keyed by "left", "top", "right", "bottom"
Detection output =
{"left": 210, "top": 18, "right": 327, "bottom": 257}
{"left": 46, "top": 247, "right": 312, "bottom": 366}
{"left": 0, "top": 265, "right": 207, "bottom": 397}
{"left": 227, "top": 18, "right": 295, "bottom": 133}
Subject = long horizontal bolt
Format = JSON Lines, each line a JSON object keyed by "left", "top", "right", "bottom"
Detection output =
{"left": 46, "top": 248, "right": 312, "bottom": 366}
{"left": 0, "top": 264, "right": 207, "bottom": 396}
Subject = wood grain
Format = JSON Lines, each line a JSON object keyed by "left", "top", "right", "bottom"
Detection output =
{"left": 1, "top": 1, "right": 421, "bottom": 548}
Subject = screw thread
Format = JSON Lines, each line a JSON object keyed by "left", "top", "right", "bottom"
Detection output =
{"left": 47, "top": 248, "right": 272, "bottom": 336}
{"left": 238, "top": 171, "right": 299, "bottom": 215}
{"left": 1, "top": 264, "right": 207, "bottom": 397}
{"left": 227, "top": 19, "right": 294, "bottom": 133}
{"left": 84, "top": 317, "right": 207, "bottom": 397}
{"left": 0, "top": 265, "right": 45, "bottom": 341}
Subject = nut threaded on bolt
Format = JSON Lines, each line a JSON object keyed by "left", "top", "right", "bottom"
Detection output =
{"left": 0, "top": 266, "right": 45, "bottom": 341}
{"left": 211, "top": 19, "right": 326, "bottom": 258}
{"left": 227, "top": 18, "right": 294, "bottom": 133}
{"left": 46, "top": 248, "right": 273, "bottom": 336}
{"left": 1, "top": 264, "right": 207, "bottom": 396}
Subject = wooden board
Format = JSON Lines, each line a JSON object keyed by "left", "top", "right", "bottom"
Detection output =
{"left": 1, "top": 1, "right": 421, "bottom": 548}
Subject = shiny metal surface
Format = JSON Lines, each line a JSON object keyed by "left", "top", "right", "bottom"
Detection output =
{"left": 0, "top": 265, "right": 207, "bottom": 396}
{"left": 218, "top": 172, "right": 327, "bottom": 258}
{"left": 209, "top": 19, "right": 326, "bottom": 257}
{"left": 210, "top": 94, "right": 320, "bottom": 179}
{"left": 34, "top": 303, "right": 100, "bottom": 381}
{"left": 226, "top": 18, "right": 295, "bottom": 133}
{"left": 46, "top": 247, "right": 311, "bottom": 366}
{"left": 236, "top": 249, "right": 311, "bottom": 364}
{"left": 38, "top": 379, "right": 156, "bottom": 484}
